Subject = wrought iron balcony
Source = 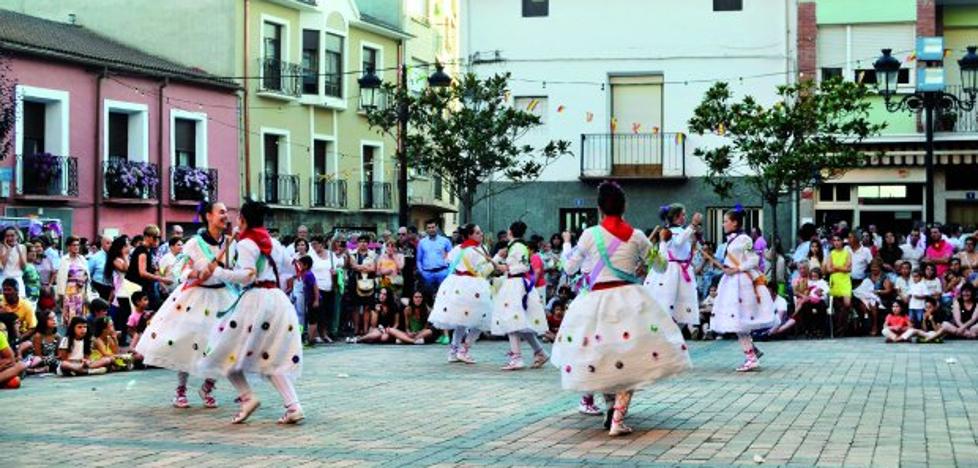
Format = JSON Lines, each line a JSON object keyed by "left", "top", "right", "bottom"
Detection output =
{"left": 103, "top": 160, "right": 159, "bottom": 200}
{"left": 258, "top": 57, "right": 303, "bottom": 97}
{"left": 311, "top": 178, "right": 347, "bottom": 209}
{"left": 361, "top": 181, "right": 393, "bottom": 210}
{"left": 937, "top": 85, "right": 978, "bottom": 133}
{"left": 16, "top": 153, "right": 79, "bottom": 198}
{"left": 580, "top": 133, "right": 686, "bottom": 180}
{"left": 170, "top": 166, "right": 218, "bottom": 202}
{"left": 263, "top": 173, "right": 301, "bottom": 206}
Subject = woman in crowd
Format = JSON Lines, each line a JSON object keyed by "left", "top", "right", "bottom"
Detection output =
{"left": 104, "top": 236, "right": 132, "bottom": 342}
{"left": 376, "top": 239, "right": 405, "bottom": 299}
{"left": 955, "top": 236, "right": 978, "bottom": 279}
{"left": 137, "top": 202, "right": 235, "bottom": 410}
{"left": 823, "top": 233, "right": 853, "bottom": 336}
{"left": 349, "top": 287, "right": 423, "bottom": 344}
{"left": 879, "top": 232, "right": 903, "bottom": 273}
{"left": 429, "top": 223, "right": 495, "bottom": 363}
{"left": 0, "top": 226, "right": 28, "bottom": 297}
{"left": 865, "top": 258, "right": 896, "bottom": 335}
{"left": 710, "top": 206, "right": 775, "bottom": 371}
{"left": 553, "top": 181, "right": 690, "bottom": 436}
{"left": 31, "top": 238, "right": 56, "bottom": 289}
{"left": 198, "top": 200, "right": 304, "bottom": 425}
{"left": 893, "top": 261, "right": 913, "bottom": 306}
{"left": 644, "top": 203, "right": 703, "bottom": 328}
{"left": 805, "top": 239, "right": 824, "bottom": 273}
{"left": 929, "top": 283, "right": 978, "bottom": 340}
{"left": 492, "top": 221, "right": 549, "bottom": 371}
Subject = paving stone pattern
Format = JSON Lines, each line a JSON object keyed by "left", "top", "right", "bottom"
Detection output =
{"left": 3, "top": 338, "right": 978, "bottom": 467}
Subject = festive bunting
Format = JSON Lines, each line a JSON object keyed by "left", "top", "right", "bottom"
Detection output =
{"left": 632, "top": 122, "right": 641, "bottom": 134}
{"left": 527, "top": 98, "right": 540, "bottom": 111}
{"left": 652, "top": 126, "right": 660, "bottom": 135}
{"left": 906, "top": 52, "right": 916, "bottom": 62}
{"left": 610, "top": 117, "right": 618, "bottom": 133}
{"left": 556, "top": 105, "right": 565, "bottom": 113}
{"left": 586, "top": 112, "right": 594, "bottom": 122}
{"left": 716, "top": 123, "right": 726, "bottom": 136}
{"left": 675, "top": 133, "right": 686, "bottom": 144}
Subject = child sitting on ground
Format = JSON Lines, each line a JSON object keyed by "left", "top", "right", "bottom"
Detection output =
{"left": 57, "top": 317, "right": 109, "bottom": 376}
{"left": 695, "top": 284, "right": 718, "bottom": 340}
{"left": 125, "top": 291, "right": 151, "bottom": 358}
{"left": 883, "top": 301, "right": 927, "bottom": 343}
{"left": 544, "top": 301, "right": 566, "bottom": 343}
{"left": 92, "top": 316, "right": 133, "bottom": 371}
{"left": 25, "top": 310, "right": 60, "bottom": 374}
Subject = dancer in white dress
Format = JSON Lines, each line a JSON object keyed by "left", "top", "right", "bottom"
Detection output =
{"left": 553, "top": 182, "right": 691, "bottom": 436}
{"left": 198, "top": 201, "right": 304, "bottom": 424}
{"left": 429, "top": 223, "right": 495, "bottom": 364}
{"left": 709, "top": 206, "right": 775, "bottom": 372}
{"left": 644, "top": 204, "right": 703, "bottom": 326}
{"left": 136, "top": 202, "right": 235, "bottom": 409}
{"left": 491, "top": 221, "right": 549, "bottom": 371}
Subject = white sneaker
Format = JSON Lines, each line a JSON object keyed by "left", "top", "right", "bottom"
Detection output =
{"left": 448, "top": 352, "right": 461, "bottom": 363}
{"left": 609, "top": 422, "right": 634, "bottom": 437}
{"left": 456, "top": 352, "right": 476, "bottom": 364}
{"left": 501, "top": 357, "right": 525, "bottom": 371}
{"left": 578, "top": 403, "right": 602, "bottom": 415}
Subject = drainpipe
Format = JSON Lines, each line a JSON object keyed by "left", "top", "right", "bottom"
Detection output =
{"left": 93, "top": 67, "right": 107, "bottom": 239}
{"left": 158, "top": 78, "right": 168, "bottom": 230}
{"left": 242, "top": 0, "right": 252, "bottom": 198}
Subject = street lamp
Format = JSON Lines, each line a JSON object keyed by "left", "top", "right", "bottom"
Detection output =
{"left": 873, "top": 46, "right": 978, "bottom": 224}
{"left": 358, "top": 61, "right": 452, "bottom": 228}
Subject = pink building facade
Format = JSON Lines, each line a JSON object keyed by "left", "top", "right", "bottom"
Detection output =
{"left": 3, "top": 48, "right": 239, "bottom": 239}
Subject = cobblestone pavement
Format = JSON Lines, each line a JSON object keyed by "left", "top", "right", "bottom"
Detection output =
{"left": 3, "top": 337, "right": 978, "bottom": 467}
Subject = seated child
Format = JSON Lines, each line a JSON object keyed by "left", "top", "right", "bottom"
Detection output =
{"left": 57, "top": 317, "right": 109, "bottom": 376}
{"left": 883, "top": 301, "right": 926, "bottom": 343}
{"left": 544, "top": 301, "right": 566, "bottom": 343}
{"left": 91, "top": 316, "right": 133, "bottom": 371}
{"left": 25, "top": 310, "right": 60, "bottom": 374}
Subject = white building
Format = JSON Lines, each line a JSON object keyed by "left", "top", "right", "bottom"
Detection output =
{"left": 462, "top": 0, "right": 797, "bottom": 240}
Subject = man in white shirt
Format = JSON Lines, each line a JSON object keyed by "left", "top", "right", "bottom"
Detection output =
{"left": 285, "top": 225, "right": 310, "bottom": 259}
{"left": 848, "top": 233, "right": 874, "bottom": 282}
{"left": 901, "top": 226, "right": 926, "bottom": 271}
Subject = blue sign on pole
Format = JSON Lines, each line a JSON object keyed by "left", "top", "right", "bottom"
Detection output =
{"left": 0, "top": 168, "right": 12, "bottom": 182}
{"left": 574, "top": 198, "right": 584, "bottom": 207}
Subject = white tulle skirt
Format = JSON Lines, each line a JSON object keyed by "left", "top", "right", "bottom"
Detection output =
{"left": 709, "top": 272, "right": 776, "bottom": 333}
{"left": 136, "top": 284, "right": 235, "bottom": 375}
{"left": 645, "top": 262, "right": 700, "bottom": 325}
{"left": 429, "top": 274, "right": 493, "bottom": 330}
{"left": 490, "top": 277, "right": 548, "bottom": 335}
{"left": 551, "top": 284, "right": 691, "bottom": 393}
{"left": 197, "top": 287, "right": 302, "bottom": 378}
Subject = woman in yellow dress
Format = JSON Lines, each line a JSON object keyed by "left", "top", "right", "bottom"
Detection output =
{"left": 823, "top": 233, "right": 852, "bottom": 334}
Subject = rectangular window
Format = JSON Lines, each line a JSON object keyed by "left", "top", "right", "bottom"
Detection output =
{"left": 513, "top": 96, "right": 548, "bottom": 126}
{"left": 107, "top": 112, "right": 129, "bottom": 161}
{"left": 946, "top": 166, "right": 978, "bottom": 191}
{"left": 854, "top": 68, "right": 910, "bottom": 85}
{"left": 522, "top": 0, "right": 548, "bottom": 17}
{"left": 302, "top": 29, "right": 320, "bottom": 95}
{"left": 821, "top": 68, "right": 843, "bottom": 81}
{"left": 706, "top": 207, "right": 762, "bottom": 243}
{"left": 362, "top": 47, "right": 378, "bottom": 77}
{"left": 324, "top": 33, "right": 343, "bottom": 98}
{"left": 818, "top": 184, "right": 852, "bottom": 203}
{"left": 22, "top": 101, "right": 46, "bottom": 155}
{"left": 263, "top": 22, "right": 283, "bottom": 91}
{"left": 559, "top": 208, "right": 598, "bottom": 234}
{"left": 362, "top": 145, "right": 376, "bottom": 183}
{"left": 174, "top": 118, "right": 197, "bottom": 167}
{"left": 264, "top": 134, "right": 281, "bottom": 203}
{"left": 713, "top": 0, "right": 743, "bottom": 11}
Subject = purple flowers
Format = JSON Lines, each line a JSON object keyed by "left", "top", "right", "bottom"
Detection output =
{"left": 105, "top": 160, "right": 160, "bottom": 199}
{"left": 24, "top": 153, "right": 63, "bottom": 189}
{"left": 173, "top": 166, "right": 215, "bottom": 201}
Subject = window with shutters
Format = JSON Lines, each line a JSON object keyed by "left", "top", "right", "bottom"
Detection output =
{"left": 103, "top": 100, "right": 148, "bottom": 162}
{"left": 324, "top": 33, "right": 343, "bottom": 98}
{"left": 22, "top": 101, "right": 46, "bottom": 155}
{"left": 108, "top": 112, "right": 129, "bottom": 161}
{"left": 170, "top": 110, "right": 208, "bottom": 168}
{"left": 302, "top": 29, "right": 320, "bottom": 95}
{"left": 817, "top": 23, "right": 915, "bottom": 87}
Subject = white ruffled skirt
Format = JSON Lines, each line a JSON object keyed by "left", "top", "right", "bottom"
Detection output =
{"left": 709, "top": 271, "right": 776, "bottom": 333}
{"left": 551, "top": 284, "right": 691, "bottom": 393}
{"left": 429, "top": 274, "right": 493, "bottom": 330}
{"left": 197, "top": 287, "right": 302, "bottom": 378}
{"left": 645, "top": 262, "right": 700, "bottom": 325}
{"left": 490, "top": 277, "right": 548, "bottom": 335}
{"left": 136, "top": 284, "right": 235, "bottom": 375}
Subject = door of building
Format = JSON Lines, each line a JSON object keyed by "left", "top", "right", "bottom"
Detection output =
{"left": 559, "top": 208, "right": 598, "bottom": 235}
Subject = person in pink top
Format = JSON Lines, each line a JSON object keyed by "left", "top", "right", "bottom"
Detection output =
{"left": 925, "top": 227, "right": 955, "bottom": 277}
{"left": 528, "top": 235, "right": 548, "bottom": 303}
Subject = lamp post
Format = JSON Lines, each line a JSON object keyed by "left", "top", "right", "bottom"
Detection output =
{"left": 358, "top": 62, "right": 452, "bottom": 228}
{"left": 873, "top": 46, "right": 978, "bottom": 224}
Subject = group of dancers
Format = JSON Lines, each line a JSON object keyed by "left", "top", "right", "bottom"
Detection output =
{"left": 136, "top": 182, "right": 772, "bottom": 435}
{"left": 430, "top": 182, "right": 775, "bottom": 435}
{"left": 136, "top": 200, "right": 304, "bottom": 425}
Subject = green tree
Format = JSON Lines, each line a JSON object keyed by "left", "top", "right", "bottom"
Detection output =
{"left": 687, "top": 78, "right": 885, "bottom": 239}
{"left": 364, "top": 71, "right": 571, "bottom": 223}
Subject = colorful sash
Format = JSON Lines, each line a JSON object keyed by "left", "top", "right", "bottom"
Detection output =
{"left": 591, "top": 226, "right": 642, "bottom": 286}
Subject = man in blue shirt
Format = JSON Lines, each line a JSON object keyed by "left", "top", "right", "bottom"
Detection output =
{"left": 88, "top": 234, "right": 112, "bottom": 300}
{"left": 416, "top": 219, "right": 452, "bottom": 302}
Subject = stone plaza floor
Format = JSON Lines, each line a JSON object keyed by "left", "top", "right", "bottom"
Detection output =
{"left": 2, "top": 337, "right": 978, "bottom": 467}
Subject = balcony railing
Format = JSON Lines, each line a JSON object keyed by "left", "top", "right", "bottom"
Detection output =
{"left": 258, "top": 57, "right": 303, "bottom": 97}
{"left": 170, "top": 166, "right": 218, "bottom": 202}
{"left": 263, "top": 173, "right": 301, "bottom": 206}
{"left": 361, "top": 181, "right": 393, "bottom": 210}
{"left": 311, "top": 178, "right": 347, "bottom": 209}
{"left": 939, "top": 85, "right": 977, "bottom": 133}
{"left": 16, "top": 153, "right": 79, "bottom": 197}
{"left": 580, "top": 133, "right": 686, "bottom": 179}
{"left": 103, "top": 160, "right": 159, "bottom": 200}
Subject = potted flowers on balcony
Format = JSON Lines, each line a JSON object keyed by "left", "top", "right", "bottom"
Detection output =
{"left": 172, "top": 166, "right": 214, "bottom": 201}
{"left": 104, "top": 159, "right": 159, "bottom": 199}
{"left": 936, "top": 110, "right": 958, "bottom": 132}
{"left": 23, "top": 152, "right": 62, "bottom": 195}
